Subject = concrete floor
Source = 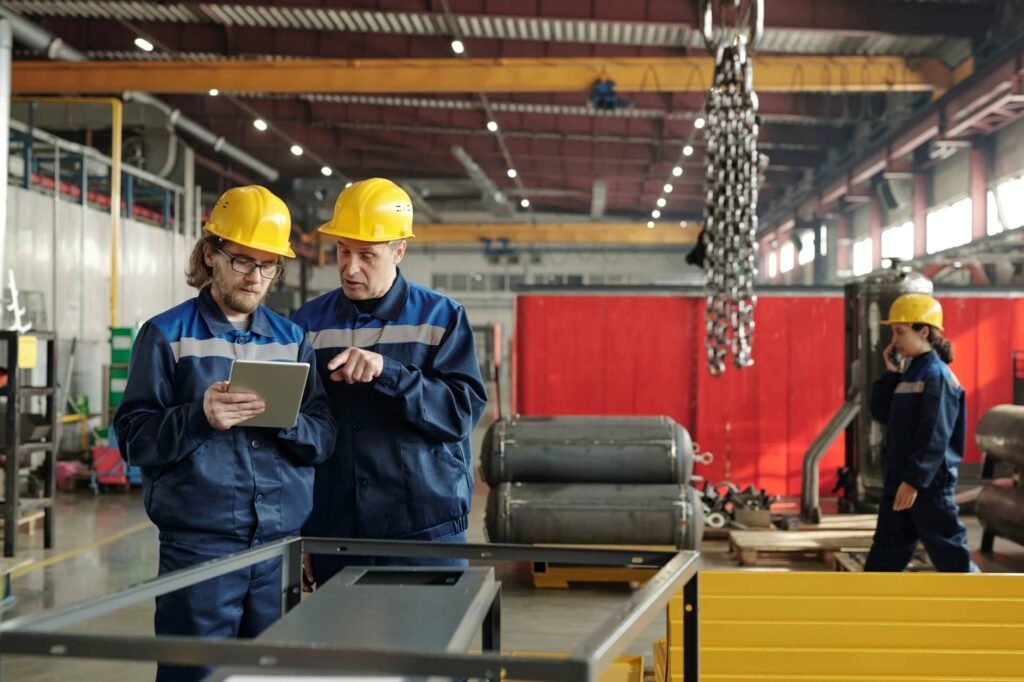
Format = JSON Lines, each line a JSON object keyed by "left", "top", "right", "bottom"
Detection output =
{"left": 2, "top": 419, "right": 1022, "bottom": 680}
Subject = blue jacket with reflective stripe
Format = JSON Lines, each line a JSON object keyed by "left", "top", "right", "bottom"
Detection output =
{"left": 870, "top": 350, "right": 966, "bottom": 495}
{"left": 113, "top": 287, "right": 336, "bottom": 541}
{"left": 292, "top": 271, "right": 487, "bottom": 540}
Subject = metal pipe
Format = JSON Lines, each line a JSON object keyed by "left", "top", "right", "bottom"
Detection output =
{"left": 0, "top": 18, "right": 10, "bottom": 282}
{"left": 9, "top": 120, "right": 183, "bottom": 192}
{"left": 0, "top": 7, "right": 278, "bottom": 182}
{"left": 800, "top": 393, "right": 860, "bottom": 522}
{"left": 123, "top": 92, "right": 278, "bottom": 181}
{"left": 52, "top": 138, "right": 59, "bottom": 330}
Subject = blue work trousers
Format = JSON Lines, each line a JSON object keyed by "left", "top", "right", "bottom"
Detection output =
{"left": 154, "top": 533, "right": 284, "bottom": 682}
{"left": 865, "top": 489, "right": 977, "bottom": 573}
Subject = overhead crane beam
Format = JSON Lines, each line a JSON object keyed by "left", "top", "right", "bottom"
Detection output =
{"left": 12, "top": 56, "right": 959, "bottom": 95}
{"left": 309, "top": 223, "right": 701, "bottom": 245}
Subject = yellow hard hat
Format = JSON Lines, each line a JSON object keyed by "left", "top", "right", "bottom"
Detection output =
{"left": 881, "top": 293, "right": 944, "bottom": 332}
{"left": 318, "top": 178, "right": 415, "bottom": 242}
{"left": 205, "top": 185, "right": 296, "bottom": 258}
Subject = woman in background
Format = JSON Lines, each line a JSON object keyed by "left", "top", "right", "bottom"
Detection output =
{"left": 865, "top": 293, "right": 977, "bottom": 572}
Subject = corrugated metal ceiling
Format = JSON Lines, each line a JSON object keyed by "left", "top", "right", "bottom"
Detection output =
{"left": 0, "top": 0, "right": 967, "bottom": 56}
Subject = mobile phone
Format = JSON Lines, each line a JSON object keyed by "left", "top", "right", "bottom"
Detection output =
{"left": 889, "top": 346, "right": 903, "bottom": 366}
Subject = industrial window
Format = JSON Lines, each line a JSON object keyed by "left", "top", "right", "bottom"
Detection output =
{"left": 489, "top": 274, "right": 508, "bottom": 291}
{"left": 987, "top": 190, "right": 1003, "bottom": 236}
{"left": 767, "top": 251, "right": 778, "bottom": 278}
{"left": 881, "top": 221, "right": 914, "bottom": 262}
{"left": 852, "top": 237, "right": 874, "bottom": 276}
{"left": 996, "top": 174, "right": 1024, "bottom": 231}
{"left": 431, "top": 274, "right": 449, "bottom": 290}
{"left": 925, "top": 197, "right": 972, "bottom": 254}
{"left": 450, "top": 273, "right": 469, "bottom": 291}
{"left": 509, "top": 274, "right": 526, "bottom": 289}
{"left": 779, "top": 242, "right": 795, "bottom": 273}
{"left": 819, "top": 225, "right": 828, "bottom": 256}
{"left": 566, "top": 274, "right": 584, "bottom": 286}
{"left": 798, "top": 231, "right": 816, "bottom": 265}
{"left": 470, "top": 273, "right": 487, "bottom": 292}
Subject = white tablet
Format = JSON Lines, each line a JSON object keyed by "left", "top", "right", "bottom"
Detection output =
{"left": 227, "top": 360, "right": 310, "bottom": 429}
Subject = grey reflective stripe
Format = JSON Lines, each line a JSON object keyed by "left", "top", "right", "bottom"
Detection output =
{"left": 947, "top": 372, "right": 962, "bottom": 391}
{"left": 170, "top": 337, "right": 299, "bottom": 362}
{"left": 895, "top": 381, "right": 926, "bottom": 394}
{"left": 308, "top": 324, "right": 446, "bottom": 350}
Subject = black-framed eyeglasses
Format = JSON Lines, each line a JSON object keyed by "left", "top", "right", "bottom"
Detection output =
{"left": 215, "top": 247, "right": 284, "bottom": 280}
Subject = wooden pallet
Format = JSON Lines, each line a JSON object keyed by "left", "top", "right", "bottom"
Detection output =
{"left": 729, "top": 529, "right": 875, "bottom": 566}
{"left": 0, "top": 510, "right": 45, "bottom": 535}
{"left": 799, "top": 514, "right": 877, "bottom": 531}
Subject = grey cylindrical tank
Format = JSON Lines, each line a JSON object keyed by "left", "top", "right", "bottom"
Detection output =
{"left": 480, "top": 416, "right": 694, "bottom": 487}
{"left": 977, "top": 485, "right": 1024, "bottom": 547}
{"left": 976, "top": 405, "right": 1024, "bottom": 467}
{"left": 845, "top": 265, "right": 933, "bottom": 511}
{"left": 485, "top": 482, "right": 702, "bottom": 549}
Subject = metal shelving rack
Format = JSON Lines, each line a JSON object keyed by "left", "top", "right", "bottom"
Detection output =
{"left": 0, "top": 331, "right": 58, "bottom": 557}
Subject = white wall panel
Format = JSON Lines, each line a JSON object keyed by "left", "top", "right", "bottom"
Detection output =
{"left": 4, "top": 186, "right": 193, "bottom": 339}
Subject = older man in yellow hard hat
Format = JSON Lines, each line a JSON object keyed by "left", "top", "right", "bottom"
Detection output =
{"left": 293, "top": 178, "right": 487, "bottom": 588}
{"left": 114, "top": 185, "right": 336, "bottom": 682}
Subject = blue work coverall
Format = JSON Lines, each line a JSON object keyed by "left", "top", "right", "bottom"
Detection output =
{"left": 292, "top": 271, "right": 487, "bottom": 583}
{"left": 114, "top": 287, "right": 335, "bottom": 682}
{"left": 864, "top": 349, "right": 975, "bottom": 572}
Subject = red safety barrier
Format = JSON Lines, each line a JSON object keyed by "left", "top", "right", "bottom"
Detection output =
{"left": 514, "top": 293, "right": 1024, "bottom": 496}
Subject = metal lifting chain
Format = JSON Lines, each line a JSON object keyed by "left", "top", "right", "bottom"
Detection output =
{"left": 700, "top": 0, "right": 763, "bottom": 377}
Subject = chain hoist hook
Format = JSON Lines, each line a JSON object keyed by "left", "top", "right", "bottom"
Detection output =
{"left": 699, "top": 0, "right": 764, "bottom": 55}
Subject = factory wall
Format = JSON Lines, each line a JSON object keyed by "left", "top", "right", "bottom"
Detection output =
{"left": 4, "top": 186, "right": 193, "bottom": 414}
{"left": 515, "top": 291, "right": 1024, "bottom": 497}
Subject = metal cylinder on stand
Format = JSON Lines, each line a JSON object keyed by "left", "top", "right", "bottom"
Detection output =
{"left": 975, "top": 404, "right": 1024, "bottom": 551}
{"left": 480, "top": 415, "right": 694, "bottom": 487}
{"left": 480, "top": 415, "right": 702, "bottom": 550}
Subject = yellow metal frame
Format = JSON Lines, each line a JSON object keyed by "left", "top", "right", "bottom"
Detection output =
{"left": 14, "top": 97, "right": 122, "bottom": 327}
{"left": 668, "top": 570, "right": 1024, "bottom": 681}
{"left": 12, "top": 56, "right": 956, "bottom": 94}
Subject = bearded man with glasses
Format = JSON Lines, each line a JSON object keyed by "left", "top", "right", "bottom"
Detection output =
{"left": 114, "top": 185, "right": 336, "bottom": 682}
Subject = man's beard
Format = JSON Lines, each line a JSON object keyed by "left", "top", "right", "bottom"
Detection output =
{"left": 214, "top": 270, "right": 267, "bottom": 314}
{"left": 223, "top": 288, "right": 266, "bottom": 314}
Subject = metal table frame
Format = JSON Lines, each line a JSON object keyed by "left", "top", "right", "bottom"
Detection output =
{"left": 0, "top": 538, "right": 701, "bottom": 682}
